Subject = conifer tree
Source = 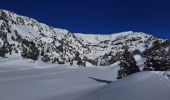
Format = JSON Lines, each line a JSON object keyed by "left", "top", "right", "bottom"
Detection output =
{"left": 143, "top": 40, "right": 170, "bottom": 71}
{"left": 117, "top": 45, "right": 140, "bottom": 79}
{"left": 0, "top": 43, "right": 8, "bottom": 57}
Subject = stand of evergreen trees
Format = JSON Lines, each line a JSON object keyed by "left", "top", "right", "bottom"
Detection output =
{"left": 143, "top": 40, "right": 170, "bottom": 71}
{"left": 117, "top": 46, "right": 140, "bottom": 79}
{"left": 21, "top": 39, "right": 39, "bottom": 60}
{"left": 117, "top": 40, "right": 170, "bottom": 79}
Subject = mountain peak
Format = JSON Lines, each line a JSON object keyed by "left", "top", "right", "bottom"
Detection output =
{"left": 0, "top": 9, "right": 167, "bottom": 66}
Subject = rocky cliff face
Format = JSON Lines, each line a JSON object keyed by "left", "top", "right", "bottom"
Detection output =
{"left": 0, "top": 9, "right": 168, "bottom": 66}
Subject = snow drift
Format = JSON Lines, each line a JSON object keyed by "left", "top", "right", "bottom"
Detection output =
{"left": 78, "top": 71, "right": 170, "bottom": 100}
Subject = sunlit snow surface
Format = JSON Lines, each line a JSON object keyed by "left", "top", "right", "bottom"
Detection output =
{"left": 0, "top": 57, "right": 170, "bottom": 100}
{"left": 78, "top": 71, "right": 170, "bottom": 100}
{"left": 0, "top": 57, "right": 118, "bottom": 100}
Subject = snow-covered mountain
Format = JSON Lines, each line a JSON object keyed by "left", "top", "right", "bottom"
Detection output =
{"left": 0, "top": 9, "right": 168, "bottom": 66}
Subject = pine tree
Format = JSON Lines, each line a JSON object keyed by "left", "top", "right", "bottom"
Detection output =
{"left": 41, "top": 54, "right": 50, "bottom": 62}
{"left": 21, "top": 39, "right": 39, "bottom": 60}
{"left": 117, "top": 45, "right": 140, "bottom": 79}
{"left": 143, "top": 40, "right": 170, "bottom": 71}
{"left": 0, "top": 43, "right": 8, "bottom": 57}
{"left": 166, "top": 48, "right": 170, "bottom": 69}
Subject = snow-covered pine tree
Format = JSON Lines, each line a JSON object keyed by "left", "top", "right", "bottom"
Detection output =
{"left": 143, "top": 40, "right": 170, "bottom": 71}
{"left": 117, "top": 45, "right": 140, "bottom": 79}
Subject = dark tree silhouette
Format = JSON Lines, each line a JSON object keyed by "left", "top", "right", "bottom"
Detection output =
{"left": 117, "top": 45, "right": 140, "bottom": 79}
{"left": 144, "top": 40, "right": 170, "bottom": 71}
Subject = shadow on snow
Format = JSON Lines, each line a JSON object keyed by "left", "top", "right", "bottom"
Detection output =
{"left": 88, "top": 77, "right": 112, "bottom": 84}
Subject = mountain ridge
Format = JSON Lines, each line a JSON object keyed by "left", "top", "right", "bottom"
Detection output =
{"left": 0, "top": 9, "right": 165, "bottom": 39}
{"left": 0, "top": 9, "right": 168, "bottom": 67}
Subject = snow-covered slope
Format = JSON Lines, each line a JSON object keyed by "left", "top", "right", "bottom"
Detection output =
{"left": 1, "top": 64, "right": 170, "bottom": 100}
{"left": 0, "top": 9, "right": 168, "bottom": 67}
{"left": 78, "top": 71, "right": 170, "bottom": 100}
{"left": 75, "top": 31, "right": 159, "bottom": 58}
{"left": 0, "top": 9, "right": 87, "bottom": 66}
{"left": 0, "top": 64, "right": 117, "bottom": 100}
{"left": 75, "top": 31, "right": 167, "bottom": 66}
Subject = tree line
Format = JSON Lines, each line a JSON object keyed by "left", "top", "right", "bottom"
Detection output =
{"left": 117, "top": 40, "right": 170, "bottom": 79}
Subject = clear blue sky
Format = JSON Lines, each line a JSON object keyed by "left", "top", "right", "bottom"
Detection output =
{"left": 0, "top": 0, "right": 170, "bottom": 39}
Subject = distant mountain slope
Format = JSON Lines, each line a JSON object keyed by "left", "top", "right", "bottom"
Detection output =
{"left": 0, "top": 9, "right": 168, "bottom": 66}
{"left": 75, "top": 31, "right": 161, "bottom": 58}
